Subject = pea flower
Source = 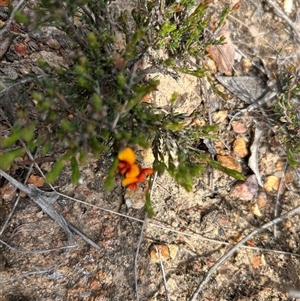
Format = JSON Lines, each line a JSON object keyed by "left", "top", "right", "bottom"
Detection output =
{"left": 118, "top": 147, "right": 154, "bottom": 190}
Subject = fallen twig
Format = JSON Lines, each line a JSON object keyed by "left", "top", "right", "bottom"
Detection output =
{"left": 134, "top": 172, "right": 158, "bottom": 301}
{"left": 0, "top": 239, "right": 77, "bottom": 254}
{"left": 50, "top": 188, "right": 300, "bottom": 258}
{"left": 0, "top": 169, "right": 100, "bottom": 250}
{"left": 154, "top": 244, "right": 171, "bottom": 301}
{"left": 274, "top": 161, "right": 288, "bottom": 239}
{"left": 189, "top": 205, "right": 300, "bottom": 301}
{"left": 265, "top": 0, "right": 300, "bottom": 41}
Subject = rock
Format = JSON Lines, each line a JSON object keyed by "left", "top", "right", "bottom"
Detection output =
{"left": 233, "top": 137, "right": 248, "bottom": 158}
{"left": 264, "top": 175, "right": 280, "bottom": 192}
{"left": 231, "top": 121, "right": 247, "bottom": 133}
{"left": 47, "top": 39, "right": 61, "bottom": 50}
{"left": 217, "top": 155, "right": 242, "bottom": 172}
{"left": 231, "top": 175, "right": 258, "bottom": 201}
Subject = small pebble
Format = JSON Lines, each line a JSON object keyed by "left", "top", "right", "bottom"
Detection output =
{"left": 47, "top": 39, "right": 61, "bottom": 50}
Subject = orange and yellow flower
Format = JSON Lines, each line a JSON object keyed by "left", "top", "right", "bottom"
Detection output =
{"left": 118, "top": 147, "right": 154, "bottom": 190}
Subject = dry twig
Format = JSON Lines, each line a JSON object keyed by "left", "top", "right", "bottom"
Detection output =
{"left": 189, "top": 205, "right": 300, "bottom": 301}
{"left": 134, "top": 172, "right": 158, "bottom": 301}
{"left": 154, "top": 244, "right": 171, "bottom": 301}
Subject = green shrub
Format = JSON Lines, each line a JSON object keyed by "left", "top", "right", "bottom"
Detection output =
{"left": 0, "top": 0, "right": 245, "bottom": 204}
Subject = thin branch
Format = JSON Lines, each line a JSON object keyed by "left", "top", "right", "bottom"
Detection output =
{"left": 0, "top": 0, "right": 26, "bottom": 37}
{"left": 0, "top": 169, "right": 100, "bottom": 250}
{"left": 264, "top": 0, "right": 300, "bottom": 41}
{"left": 134, "top": 214, "right": 147, "bottom": 301}
{"left": 273, "top": 161, "right": 288, "bottom": 239}
{"left": 154, "top": 245, "right": 171, "bottom": 301}
{"left": 135, "top": 172, "right": 158, "bottom": 301}
{"left": 0, "top": 239, "right": 77, "bottom": 254}
{"left": 0, "top": 149, "right": 38, "bottom": 235}
{"left": 47, "top": 187, "right": 300, "bottom": 258}
{"left": 189, "top": 205, "right": 300, "bottom": 301}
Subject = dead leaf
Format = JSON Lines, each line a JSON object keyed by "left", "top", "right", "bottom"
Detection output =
{"left": 264, "top": 175, "right": 280, "bottom": 192}
{"left": 231, "top": 121, "right": 247, "bottom": 133}
{"left": 0, "top": 181, "right": 17, "bottom": 201}
{"left": 251, "top": 256, "right": 261, "bottom": 268}
{"left": 284, "top": 169, "right": 294, "bottom": 183}
{"left": 248, "top": 125, "right": 265, "bottom": 187}
{"left": 27, "top": 175, "right": 45, "bottom": 187}
{"left": 14, "top": 43, "right": 27, "bottom": 57}
{"left": 233, "top": 137, "right": 248, "bottom": 158}
{"left": 149, "top": 244, "right": 170, "bottom": 262}
{"left": 217, "top": 155, "right": 242, "bottom": 172}
{"left": 231, "top": 174, "right": 258, "bottom": 201}
{"left": 206, "top": 22, "right": 235, "bottom": 75}
{"left": 0, "top": 0, "right": 9, "bottom": 7}
{"left": 246, "top": 240, "right": 255, "bottom": 247}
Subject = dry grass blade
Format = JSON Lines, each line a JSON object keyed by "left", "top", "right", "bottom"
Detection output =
{"left": 248, "top": 125, "right": 265, "bottom": 187}
{"left": 0, "top": 239, "right": 77, "bottom": 254}
{"left": 0, "top": 169, "right": 100, "bottom": 249}
{"left": 189, "top": 205, "right": 300, "bottom": 301}
{"left": 265, "top": 0, "right": 300, "bottom": 41}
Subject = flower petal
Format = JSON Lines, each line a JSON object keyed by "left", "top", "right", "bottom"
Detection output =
{"left": 118, "top": 147, "right": 136, "bottom": 165}
{"left": 126, "top": 164, "right": 140, "bottom": 178}
{"left": 137, "top": 168, "right": 154, "bottom": 181}
{"left": 122, "top": 177, "right": 138, "bottom": 186}
{"left": 128, "top": 183, "right": 138, "bottom": 190}
{"left": 118, "top": 162, "right": 129, "bottom": 174}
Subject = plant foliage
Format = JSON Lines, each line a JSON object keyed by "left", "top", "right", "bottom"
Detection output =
{"left": 0, "top": 0, "right": 244, "bottom": 196}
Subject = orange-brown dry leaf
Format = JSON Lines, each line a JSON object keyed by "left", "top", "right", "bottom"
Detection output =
{"left": 206, "top": 22, "right": 235, "bottom": 75}
{"left": 275, "top": 160, "right": 285, "bottom": 171}
{"left": 251, "top": 256, "right": 261, "bottom": 268}
{"left": 233, "top": 137, "right": 248, "bottom": 158}
{"left": 217, "top": 154, "right": 242, "bottom": 172}
{"left": 284, "top": 169, "right": 294, "bottom": 183}
{"left": 14, "top": 43, "right": 27, "bottom": 57}
{"left": 246, "top": 240, "right": 255, "bottom": 247}
{"left": 149, "top": 244, "right": 170, "bottom": 262}
{"left": 264, "top": 175, "right": 280, "bottom": 192}
{"left": 0, "top": 0, "right": 9, "bottom": 7}
{"left": 0, "top": 181, "right": 17, "bottom": 201}
{"left": 27, "top": 175, "right": 45, "bottom": 187}
{"left": 114, "top": 54, "right": 126, "bottom": 71}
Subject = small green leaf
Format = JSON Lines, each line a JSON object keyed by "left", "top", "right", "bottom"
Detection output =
{"left": 287, "top": 148, "right": 298, "bottom": 167}
{"left": 104, "top": 157, "right": 119, "bottom": 191}
{"left": 145, "top": 192, "right": 154, "bottom": 218}
{"left": 46, "top": 159, "right": 64, "bottom": 183}
{"left": 71, "top": 156, "right": 81, "bottom": 184}
{"left": 199, "top": 154, "right": 245, "bottom": 180}
{"left": 170, "top": 92, "right": 179, "bottom": 103}
{"left": 0, "top": 148, "right": 25, "bottom": 171}
{"left": 14, "top": 11, "right": 30, "bottom": 25}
